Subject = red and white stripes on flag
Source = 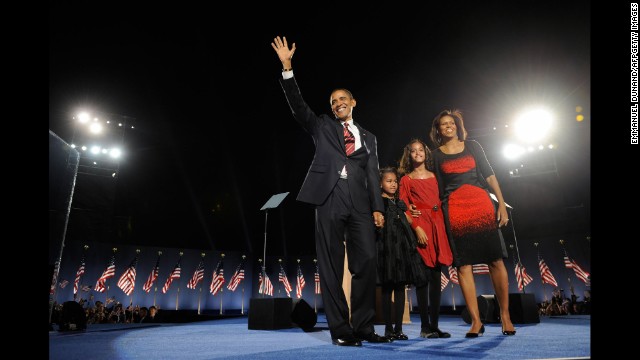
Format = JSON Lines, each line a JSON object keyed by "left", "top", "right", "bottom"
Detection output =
{"left": 209, "top": 260, "right": 225, "bottom": 296}
{"left": 514, "top": 262, "right": 533, "bottom": 291}
{"left": 59, "top": 280, "right": 69, "bottom": 289}
{"left": 296, "top": 264, "right": 306, "bottom": 299}
{"left": 143, "top": 258, "right": 160, "bottom": 293}
{"left": 161, "top": 259, "right": 181, "bottom": 294}
{"left": 117, "top": 256, "right": 138, "bottom": 296}
{"left": 74, "top": 256, "right": 86, "bottom": 295}
{"left": 279, "top": 264, "right": 292, "bottom": 297}
{"left": 95, "top": 255, "right": 116, "bottom": 293}
{"left": 570, "top": 259, "right": 590, "bottom": 284}
{"left": 440, "top": 271, "right": 450, "bottom": 291}
{"left": 448, "top": 266, "right": 459, "bottom": 284}
{"left": 472, "top": 264, "right": 490, "bottom": 274}
{"left": 81, "top": 285, "right": 92, "bottom": 292}
{"left": 227, "top": 260, "right": 245, "bottom": 292}
{"left": 314, "top": 265, "right": 321, "bottom": 295}
{"left": 186, "top": 260, "right": 205, "bottom": 289}
{"left": 538, "top": 258, "right": 558, "bottom": 287}
{"left": 259, "top": 271, "right": 274, "bottom": 296}
{"left": 563, "top": 256, "right": 573, "bottom": 268}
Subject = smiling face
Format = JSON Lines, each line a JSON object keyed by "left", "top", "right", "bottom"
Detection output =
{"left": 438, "top": 115, "right": 458, "bottom": 140}
{"left": 330, "top": 89, "right": 356, "bottom": 121}
{"left": 409, "top": 141, "right": 426, "bottom": 166}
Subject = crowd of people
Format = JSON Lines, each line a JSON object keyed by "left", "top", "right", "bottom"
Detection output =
{"left": 539, "top": 287, "right": 591, "bottom": 316}
{"left": 51, "top": 295, "right": 162, "bottom": 326}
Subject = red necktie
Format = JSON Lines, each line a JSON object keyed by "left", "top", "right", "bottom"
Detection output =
{"left": 343, "top": 123, "right": 355, "bottom": 156}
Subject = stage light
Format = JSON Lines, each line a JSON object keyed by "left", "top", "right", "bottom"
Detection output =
{"left": 90, "top": 146, "right": 101, "bottom": 154}
{"left": 77, "top": 112, "right": 90, "bottom": 123}
{"left": 81, "top": 146, "right": 87, "bottom": 151}
{"left": 513, "top": 107, "right": 554, "bottom": 143}
{"left": 503, "top": 144, "right": 526, "bottom": 160}
{"left": 109, "top": 148, "right": 122, "bottom": 158}
{"left": 89, "top": 123, "right": 103, "bottom": 134}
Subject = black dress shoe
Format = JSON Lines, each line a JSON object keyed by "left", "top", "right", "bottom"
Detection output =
{"left": 502, "top": 327, "right": 516, "bottom": 336}
{"left": 431, "top": 328, "right": 451, "bottom": 338}
{"left": 465, "top": 324, "right": 485, "bottom": 338}
{"left": 332, "top": 336, "right": 362, "bottom": 346}
{"left": 393, "top": 332, "right": 409, "bottom": 340}
{"left": 356, "top": 332, "right": 393, "bottom": 343}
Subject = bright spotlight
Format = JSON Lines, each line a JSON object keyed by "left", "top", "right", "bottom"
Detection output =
{"left": 514, "top": 107, "right": 554, "bottom": 143}
{"left": 109, "top": 148, "right": 122, "bottom": 158}
{"left": 89, "top": 123, "right": 103, "bottom": 134}
{"left": 91, "top": 146, "right": 101, "bottom": 154}
{"left": 502, "top": 144, "right": 525, "bottom": 160}
{"left": 81, "top": 146, "right": 87, "bottom": 151}
{"left": 77, "top": 112, "right": 90, "bottom": 123}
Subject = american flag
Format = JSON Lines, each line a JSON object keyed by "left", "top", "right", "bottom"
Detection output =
{"left": 95, "top": 255, "right": 116, "bottom": 293}
{"left": 227, "top": 260, "right": 245, "bottom": 292}
{"left": 187, "top": 259, "right": 205, "bottom": 289}
{"left": 514, "top": 262, "right": 533, "bottom": 291}
{"left": 73, "top": 256, "right": 85, "bottom": 295}
{"left": 209, "top": 260, "right": 225, "bottom": 296}
{"left": 278, "top": 263, "right": 292, "bottom": 297}
{"left": 81, "top": 285, "right": 92, "bottom": 292}
{"left": 116, "top": 256, "right": 138, "bottom": 296}
{"left": 472, "top": 264, "right": 490, "bottom": 274}
{"left": 440, "top": 271, "right": 450, "bottom": 291}
{"left": 59, "top": 280, "right": 69, "bottom": 289}
{"left": 142, "top": 257, "right": 160, "bottom": 293}
{"left": 314, "top": 264, "right": 321, "bottom": 295}
{"left": 296, "top": 264, "right": 306, "bottom": 299}
{"left": 161, "top": 259, "right": 181, "bottom": 294}
{"left": 258, "top": 271, "right": 274, "bottom": 296}
{"left": 563, "top": 255, "right": 573, "bottom": 268}
{"left": 448, "top": 266, "right": 459, "bottom": 284}
{"left": 570, "top": 259, "right": 590, "bottom": 284}
{"left": 538, "top": 258, "right": 558, "bottom": 287}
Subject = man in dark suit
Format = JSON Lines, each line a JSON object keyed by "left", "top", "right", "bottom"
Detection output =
{"left": 271, "top": 36, "right": 390, "bottom": 346}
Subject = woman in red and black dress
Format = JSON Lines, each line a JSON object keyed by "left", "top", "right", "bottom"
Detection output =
{"left": 429, "top": 109, "right": 516, "bottom": 337}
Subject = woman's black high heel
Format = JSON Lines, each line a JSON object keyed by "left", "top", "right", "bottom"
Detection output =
{"left": 501, "top": 320, "right": 516, "bottom": 336}
{"left": 465, "top": 324, "right": 485, "bottom": 338}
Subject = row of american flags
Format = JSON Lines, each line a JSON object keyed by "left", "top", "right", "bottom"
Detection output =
{"left": 52, "top": 253, "right": 323, "bottom": 301}
{"left": 438, "top": 252, "right": 590, "bottom": 292}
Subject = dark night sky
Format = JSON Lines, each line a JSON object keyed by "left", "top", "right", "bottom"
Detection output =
{"left": 49, "top": 2, "right": 591, "bottom": 264}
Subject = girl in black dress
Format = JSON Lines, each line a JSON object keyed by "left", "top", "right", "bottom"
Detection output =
{"left": 376, "top": 167, "right": 426, "bottom": 340}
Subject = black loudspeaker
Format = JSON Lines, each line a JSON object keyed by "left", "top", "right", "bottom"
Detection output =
{"left": 507, "top": 293, "right": 540, "bottom": 324}
{"left": 291, "top": 298, "right": 317, "bottom": 330}
{"left": 59, "top": 301, "right": 87, "bottom": 331}
{"left": 461, "top": 295, "right": 499, "bottom": 324}
{"left": 248, "top": 298, "right": 293, "bottom": 330}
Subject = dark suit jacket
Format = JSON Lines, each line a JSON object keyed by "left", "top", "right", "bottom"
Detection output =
{"left": 280, "top": 76, "right": 384, "bottom": 214}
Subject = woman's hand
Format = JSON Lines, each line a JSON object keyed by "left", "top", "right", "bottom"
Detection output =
{"left": 497, "top": 205, "right": 509, "bottom": 227}
{"left": 415, "top": 226, "right": 428, "bottom": 247}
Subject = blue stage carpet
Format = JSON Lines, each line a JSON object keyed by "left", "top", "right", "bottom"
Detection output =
{"left": 49, "top": 314, "right": 590, "bottom": 359}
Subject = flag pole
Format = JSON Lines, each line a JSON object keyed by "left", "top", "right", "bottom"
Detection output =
{"left": 258, "top": 259, "right": 264, "bottom": 298}
{"left": 278, "top": 258, "right": 282, "bottom": 296}
{"left": 105, "top": 247, "right": 117, "bottom": 304}
{"left": 241, "top": 254, "right": 246, "bottom": 315}
{"left": 219, "top": 253, "right": 225, "bottom": 315}
{"left": 450, "top": 282, "right": 456, "bottom": 311}
{"left": 197, "top": 252, "right": 205, "bottom": 315}
{"left": 534, "top": 242, "right": 548, "bottom": 302}
{"left": 559, "top": 239, "right": 572, "bottom": 295}
{"left": 313, "top": 259, "right": 318, "bottom": 313}
{"left": 129, "top": 249, "right": 140, "bottom": 323}
{"left": 176, "top": 251, "right": 184, "bottom": 310}
{"left": 153, "top": 250, "right": 162, "bottom": 307}
{"left": 509, "top": 244, "right": 525, "bottom": 293}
